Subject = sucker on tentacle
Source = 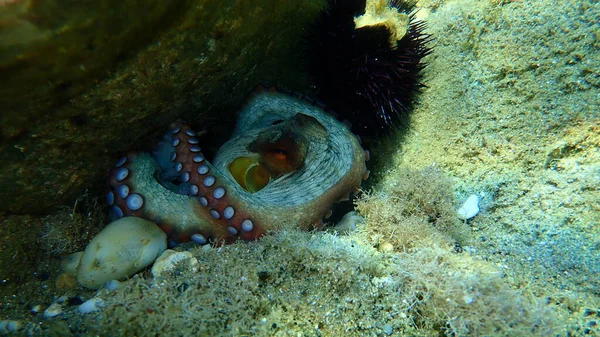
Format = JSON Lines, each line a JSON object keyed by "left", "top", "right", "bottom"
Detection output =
{"left": 106, "top": 88, "right": 368, "bottom": 246}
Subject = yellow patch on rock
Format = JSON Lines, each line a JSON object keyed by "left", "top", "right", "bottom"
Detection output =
{"left": 354, "top": 0, "right": 410, "bottom": 44}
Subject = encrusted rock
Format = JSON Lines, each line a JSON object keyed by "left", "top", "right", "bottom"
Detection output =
{"left": 151, "top": 249, "right": 199, "bottom": 278}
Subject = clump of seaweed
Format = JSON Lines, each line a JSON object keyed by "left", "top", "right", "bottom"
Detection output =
{"left": 40, "top": 191, "right": 105, "bottom": 256}
{"left": 356, "top": 166, "right": 470, "bottom": 251}
{"left": 352, "top": 166, "right": 559, "bottom": 335}
{"left": 68, "top": 228, "right": 559, "bottom": 337}
{"left": 83, "top": 231, "right": 394, "bottom": 337}
{"left": 391, "top": 244, "right": 556, "bottom": 336}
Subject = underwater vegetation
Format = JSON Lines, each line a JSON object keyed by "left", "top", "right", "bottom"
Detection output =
{"left": 12, "top": 168, "right": 559, "bottom": 336}
{"left": 40, "top": 192, "right": 105, "bottom": 257}
{"left": 355, "top": 166, "right": 470, "bottom": 250}
{"left": 78, "top": 228, "right": 556, "bottom": 337}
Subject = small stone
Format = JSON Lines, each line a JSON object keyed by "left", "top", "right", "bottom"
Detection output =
{"left": 382, "top": 324, "right": 393, "bottom": 335}
{"left": 55, "top": 295, "right": 68, "bottom": 303}
{"left": 378, "top": 241, "right": 394, "bottom": 253}
{"left": 43, "top": 303, "right": 63, "bottom": 318}
{"left": 78, "top": 298, "right": 104, "bottom": 314}
{"left": 77, "top": 217, "right": 167, "bottom": 289}
{"left": 103, "top": 280, "right": 121, "bottom": 291}
{"left": 0, "top": 320, "right": 22, "bottom": 333}
{"left": 333, "top": 211, "right": 364, "bottom": 234}
{"left": 457, "top": 194, "right": 480, "bottom": 220}
{"left": 30, "top": 304, "right": 43, "bottom": 315}
{"left": 151, "top": 250, "right": 199, "bottom": 277}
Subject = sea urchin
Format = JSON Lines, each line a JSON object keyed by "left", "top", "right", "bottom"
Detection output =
{"left": 306, "top": 0, "right": 431, "bottom": 137}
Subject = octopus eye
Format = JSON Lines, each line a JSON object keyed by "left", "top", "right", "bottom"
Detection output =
{"left": 236, "top": 113, "right": 315, "bottom": 188}
{"left": 258, "top": 136, "right": 305, "bottom": 178}
{"left": 266, "top": 147, "right": 288, "bottom": 162}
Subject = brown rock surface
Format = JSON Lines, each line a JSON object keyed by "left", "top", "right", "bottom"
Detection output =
{"left": 0, "top": 0, "right": 325, "bottom": 214}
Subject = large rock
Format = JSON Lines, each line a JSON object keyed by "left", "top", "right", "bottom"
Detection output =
{"left": 74, "top": 217, "right": 167, "bottom": 289}
{"left": 0, "top": 0, "right": 326, "bottom": 214}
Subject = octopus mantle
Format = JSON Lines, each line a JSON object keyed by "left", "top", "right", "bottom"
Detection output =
{"left": 106, "top": 89, "right": 369, "bottom": 246}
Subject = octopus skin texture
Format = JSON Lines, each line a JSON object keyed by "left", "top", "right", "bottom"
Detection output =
{"left": 106, "top": 88, "right": 369, "bottom": 246}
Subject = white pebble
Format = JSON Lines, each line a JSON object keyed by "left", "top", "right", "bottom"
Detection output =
{"left": 43, "top": 303, "right": 62, "bottom": 318}
{"left": 457, "top": 194, "right": 480, "bottom": 220}
{"left": 78, "top": 297, "right": 104, "bottom": 314}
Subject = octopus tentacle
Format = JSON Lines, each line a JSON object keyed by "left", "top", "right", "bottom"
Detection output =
{"left": 106, "top": 88, "right": 368, "bottom": 245}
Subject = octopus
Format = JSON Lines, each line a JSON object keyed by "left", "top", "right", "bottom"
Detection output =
{"left": 105, "top": 87, "right": 370, "bottom": 246}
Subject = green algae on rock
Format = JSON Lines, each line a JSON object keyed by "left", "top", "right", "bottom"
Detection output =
{"left": 0, "top": 0, "right": 185, "bottom": 139}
